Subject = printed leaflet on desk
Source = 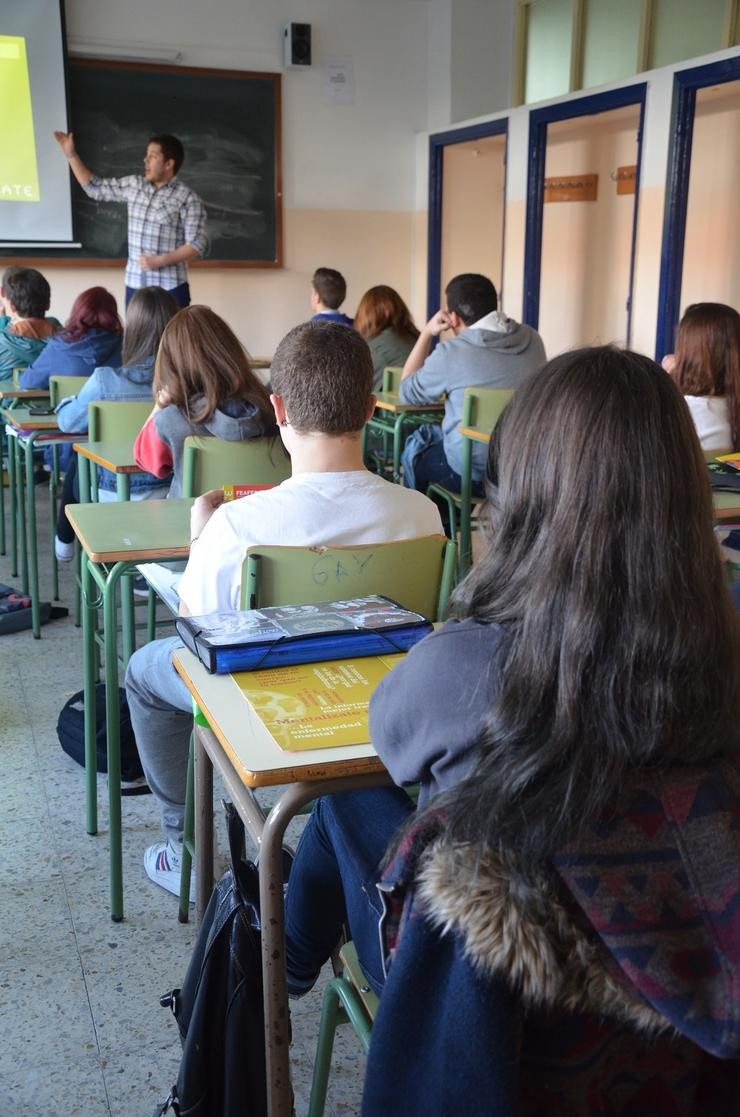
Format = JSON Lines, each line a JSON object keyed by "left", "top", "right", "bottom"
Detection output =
{"left": 233, "top": 654, "right": 403, "bottom": 751}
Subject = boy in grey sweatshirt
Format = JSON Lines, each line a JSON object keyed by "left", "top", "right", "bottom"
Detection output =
{"left": 399, "top": 273, "right": 546, "bottom": 491}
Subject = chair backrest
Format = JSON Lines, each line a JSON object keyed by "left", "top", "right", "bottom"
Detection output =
{"left": 241, "top": 535, "right": 457, "bottom": 620}
{"left": 49, "top": 375, "right": 89, "bottom": 407}
{"left": 87, "top": 400, "right": 153, "bottom": 441}
{"left": 181, "top": 434, "right": 291, "bottom": 498}
{"left": 382, "top": 366, "right": 404, "bottom": 394}
{"left": 462, "top": 386, "right": 515, "bottom": 435}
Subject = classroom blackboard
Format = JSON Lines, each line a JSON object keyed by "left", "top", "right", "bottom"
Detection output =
{"left": 5, "top": 59, "right": 282, "bottom": 267}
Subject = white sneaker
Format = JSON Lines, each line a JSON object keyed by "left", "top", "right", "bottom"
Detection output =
{"left": 144, "top": 840, "right": 195, "bottom": 903}
{"left": 55, "top": 536, "right": 75, "bottom": 562}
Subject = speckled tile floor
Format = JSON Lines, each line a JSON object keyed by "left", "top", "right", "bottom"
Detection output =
{"left": 0, "top": 483, "right": 364, "bottom": 1116}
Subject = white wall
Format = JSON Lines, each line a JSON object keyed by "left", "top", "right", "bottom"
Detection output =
{"left": 415, "top": 44, "right": 740, "bottom": 357}
{"left": 38, "top": 0, "right": 435, "bottom": 352}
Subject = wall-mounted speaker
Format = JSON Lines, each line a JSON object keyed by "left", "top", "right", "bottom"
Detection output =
{"left": 284, "top": 23, "right": 311, "bottom": 68}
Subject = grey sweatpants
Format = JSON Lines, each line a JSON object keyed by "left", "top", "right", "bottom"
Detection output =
{"left": 124, "top": 636, "right": 192, "bottom": 845}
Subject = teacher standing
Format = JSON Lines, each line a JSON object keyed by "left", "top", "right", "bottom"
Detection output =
{"left": 53, "top": 132, "right": 207, "bottom": 308}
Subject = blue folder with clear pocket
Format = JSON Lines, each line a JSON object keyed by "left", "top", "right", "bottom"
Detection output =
{"left": 175, "top": 594, "right": 433, "bottom": 674}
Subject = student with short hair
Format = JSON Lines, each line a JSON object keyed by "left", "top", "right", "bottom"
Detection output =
{"left": 399, "top": 272, "right": 546, "bottom": 495}
{"left": 0, "top": 268, "right": 59, "bottom": 377}
{"left": 125, "top": 320, "right": 443, "bottom": 899}
{"left": 19, "top": 286, "right": 123, "bottom": 388}
{"left": 310, "top": 266, "right": 353, "bottom": 327}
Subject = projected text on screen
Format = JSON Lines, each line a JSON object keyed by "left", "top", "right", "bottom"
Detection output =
{"left": 0, "top": 37, "right": 40, "bottom": 202}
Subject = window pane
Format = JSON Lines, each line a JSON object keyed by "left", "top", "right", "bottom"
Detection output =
{"left": 583, "top": 0, "right": 641, "bottom": 88}
{"left": 525, "top": 0, "right": 573, "bottom": 105}
{"left": 651, "top": 0, "right": 726, "bottom": 68}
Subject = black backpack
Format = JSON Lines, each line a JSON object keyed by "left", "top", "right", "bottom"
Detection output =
{"left": 155, "top": 802, "right": 267, "bottom": 1117}
{"left": 56, "top": 684, "right": 147, "bottom": 790}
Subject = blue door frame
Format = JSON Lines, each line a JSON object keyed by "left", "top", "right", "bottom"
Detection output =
{"left": 427, "top": 118, "right": 508, "bottom": 320}
{"left": 655, "top": 55, "right": 740, "bottom": 361}
{"left": 523, "top": 84, "right": 647, "bottom": 341}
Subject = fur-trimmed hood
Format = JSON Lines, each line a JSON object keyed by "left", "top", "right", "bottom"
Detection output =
{"left": 384, "top": 755, "right": 740, "bottom": 1061}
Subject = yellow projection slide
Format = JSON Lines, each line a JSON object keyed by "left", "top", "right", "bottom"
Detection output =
{"left": 0, "top": 36, "right": 39, "bottom": 203}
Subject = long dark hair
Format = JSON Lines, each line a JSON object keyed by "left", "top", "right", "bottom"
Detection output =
{"left": 122, "top": 286, "right": 179, "bottom": 367}
{"left": 153, "top": 305, "right": 275, "bottom": 430}
{"left": 443, "top": 346, "right": 740, "bottom": 863}
{"left": 672, "top": 302, "right": 740, "bottom": 448}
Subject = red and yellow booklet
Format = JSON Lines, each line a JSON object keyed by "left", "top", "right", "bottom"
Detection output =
{"left": 232, "top": 654, "right": 404, "bottom": 751}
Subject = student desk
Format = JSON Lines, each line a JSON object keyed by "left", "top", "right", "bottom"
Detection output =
{"left": 458, "top": 424, "right": 490, "bottom": 444}
{"left": 366, "top": 392, "right": 444, "bottom": 481}
{"left": 0, "top": 387, "right": 50, "bottom": 560}
{"left": 74, "top": 439, "right": 141, "bottom": 501}
{"left": 66, "top": 497, "right": 193, "bottom": 921}
{"left": 172, "top": 646, "right": 392, "bottom": 1117}
{"left": 0, "top": 406, "right": 86, "bottom": 636}
{"left": 712, "top": 492, "right": 740, "bottom": 521}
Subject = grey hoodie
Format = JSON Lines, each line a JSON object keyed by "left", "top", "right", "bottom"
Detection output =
{"left": 155, "top": 397, "right": 275, "bottom": 497}
{"left": 399, "top": 311, "right": 546, "bottom": 477}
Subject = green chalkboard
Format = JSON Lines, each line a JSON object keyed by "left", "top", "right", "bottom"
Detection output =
{"left": 7, "top": 59, "right": 282, "bottom": 267}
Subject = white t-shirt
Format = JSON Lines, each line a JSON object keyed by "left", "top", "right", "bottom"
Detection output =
{"left": 178, "top": 470, "right": 445, "bottom": 615}
{"left": 684, "top": 395, "right": 732, "bottom": 452}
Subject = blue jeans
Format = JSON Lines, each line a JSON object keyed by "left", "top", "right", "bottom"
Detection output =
{"left": 402, "top": 423, "right": 484, "bottom": 497}
{"left": 285, "top": 786, "right": 414, "bottom": 995}
{"left": 126, "top": 281, "right": 191, "bottom": 308}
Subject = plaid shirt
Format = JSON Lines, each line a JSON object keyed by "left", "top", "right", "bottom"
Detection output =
{"left": 83, "top": 174, "right": 207, "bottom": 290}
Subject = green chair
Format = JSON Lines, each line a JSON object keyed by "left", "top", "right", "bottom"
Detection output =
{"left": 182, "top": 434, "right": 291, "bottom": 496}
{"left": 83, "top": 400, "right": 153, "bottom": 500}
{"left": 49, "top": 374, "right": 90, "bottom": 407}
{"left": 427, "top": 386, "right": 514, "bottom": 576}
{"left": 308, "top": 942, "right": 378, "bottom": 1117}
{"left": 177, "top": 533, "right": 457, "bottom": 921}
{"left": 362, "top": 366, "right": 443, "bottom": 481}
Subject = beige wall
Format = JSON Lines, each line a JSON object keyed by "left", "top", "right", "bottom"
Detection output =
{"left": 680, "top": 82, "right": 740, "bottom": 313}
{"left": 440, "top": 135, "right": 506, "bottom": 299}
{"left": 40, "top": 208, "right": 416, "bottom": 357}
{"left": 538, "top": 107, "right": 641, "bottom": 356}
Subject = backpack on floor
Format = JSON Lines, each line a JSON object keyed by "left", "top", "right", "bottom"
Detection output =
{"left": 155, "top": 801, "right": 267, "bottom": 1117}
{"left": 56, "top": 684, "right": 147, "bottom": 790}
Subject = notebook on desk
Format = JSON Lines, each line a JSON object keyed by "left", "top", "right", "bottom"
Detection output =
{"left": 136, "top": 562, "right": 184, "bottom": 616}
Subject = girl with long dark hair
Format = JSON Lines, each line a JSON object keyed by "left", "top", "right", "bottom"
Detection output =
{"left": 283, "top": 346, "right": 740, "bottom": 1115}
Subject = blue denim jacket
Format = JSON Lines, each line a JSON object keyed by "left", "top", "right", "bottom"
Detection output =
{"left": 56, "top": 358, "right": 170, "bottom": 493}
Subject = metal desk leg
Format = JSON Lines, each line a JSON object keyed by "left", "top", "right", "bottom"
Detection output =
{"left": 22, "top": 434, "right": 41, "bottom": 635}
{"left": 15, "top": 435, "right": 28, "bottom": 593}
{"left": 194, "top": 729, "right": 214, "bottom": 917}
{"left": 102, "top": 561, "right": 129, "bottom": 921}
{"left": 0, "top": 421, "right": 5, "bottom": 556}
{"left": 82, "top": 552, "right": 99, "bottom": 836}
{"left": 7, "top": 428, "right": 17, "bottom": 575}
{"left": 115, "top": 475, "right": 136, "bottom": 661}
{"left": 392, "top": 415, "right": 405, "bottom": 482}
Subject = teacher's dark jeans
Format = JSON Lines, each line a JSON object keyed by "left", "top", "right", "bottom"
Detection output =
{"left": 284, "top": 786, "right": 415, "bottom": 996}
{"left": 126, "top": 281, "right": 191, "bottom": 308}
